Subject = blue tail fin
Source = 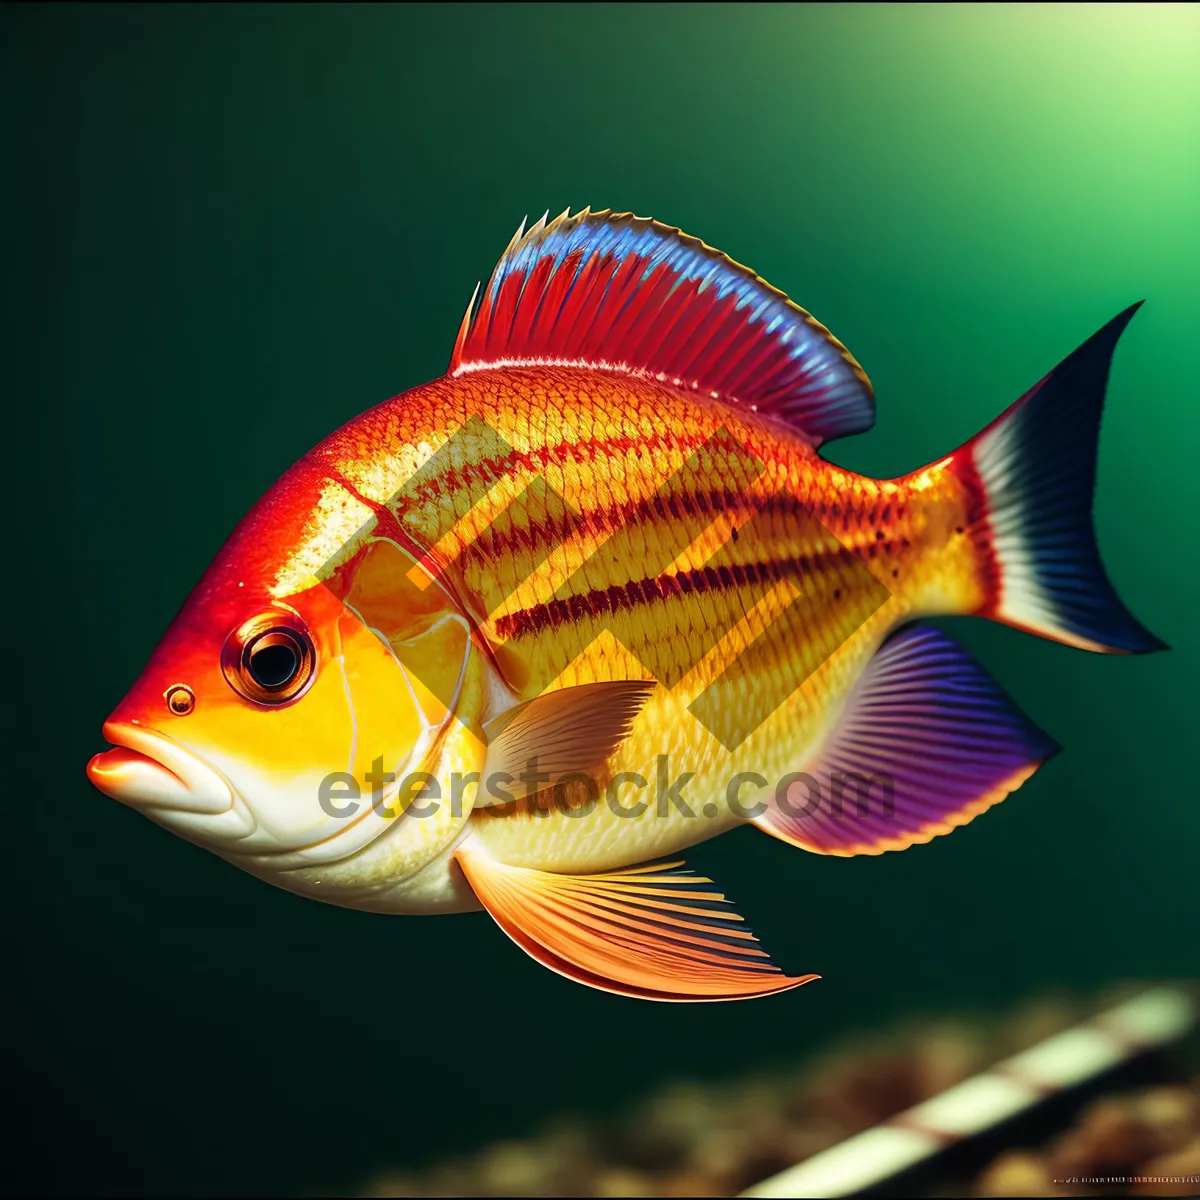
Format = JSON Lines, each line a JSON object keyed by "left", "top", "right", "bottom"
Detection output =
{"left": 955, "top": 303, "right": 1167, "bottom": 654}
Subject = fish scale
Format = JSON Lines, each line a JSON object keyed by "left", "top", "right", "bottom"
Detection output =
{"left": 290, "top": 366, "right": 934, "bottom": 872}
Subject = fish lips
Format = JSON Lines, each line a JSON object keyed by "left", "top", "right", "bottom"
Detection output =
{"left": 87, "top": 721, "right": 425, "bottom": 867}
{"left": 88, "top": 721, "right": 256, "bottom": 843}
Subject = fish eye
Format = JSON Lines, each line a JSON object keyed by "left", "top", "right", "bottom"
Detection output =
{"left": 222, "top": 613, "right": 316, "bottom": 706}
{"left": 247, "top": 631, "right": 302, "bottom": 689}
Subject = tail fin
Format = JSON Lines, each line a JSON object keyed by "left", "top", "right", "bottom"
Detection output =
{"left": 951, "top": 303, "right": 1167, "bottom": 654}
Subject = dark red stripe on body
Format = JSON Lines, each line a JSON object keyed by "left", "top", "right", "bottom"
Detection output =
{"left": 492, "top": 548, "right": 859, "bottom": 642}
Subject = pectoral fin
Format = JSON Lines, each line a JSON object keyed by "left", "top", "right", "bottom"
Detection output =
{"left": 477, "top": 679, "right": 656, "bottom": 807}
{"left": 454, "top": 849, "right": 817, "bottom": 1001}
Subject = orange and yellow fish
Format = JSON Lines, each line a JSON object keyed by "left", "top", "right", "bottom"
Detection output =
{"left": 87, "top": 209, "right": 1164, "bottom": 1001}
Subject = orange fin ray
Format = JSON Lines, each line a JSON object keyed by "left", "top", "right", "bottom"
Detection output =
{"left": 455, "top": 851, "right": 817, "bottom": 1001}
{"left": 478, "top": 679, "right": 656, "bottom": 806}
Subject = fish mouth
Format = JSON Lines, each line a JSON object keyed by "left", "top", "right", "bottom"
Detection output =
{"left": 88, "top": 722, "right": 255, "bottom": 842}
{"left": 87, "top": 719, "right": 448, "bottom": 869}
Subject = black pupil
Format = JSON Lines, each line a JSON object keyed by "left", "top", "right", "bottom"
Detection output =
{"left": 249, "top": 639, "right": 299, "bottom": 689}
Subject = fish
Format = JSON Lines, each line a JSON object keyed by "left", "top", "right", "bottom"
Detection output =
{"left": 87, "top": 208, "right": 1166, "bottom": 1002}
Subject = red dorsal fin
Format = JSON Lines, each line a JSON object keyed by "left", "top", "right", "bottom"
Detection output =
{"left": 449, "top": 208, "right": 875, "bottom": 447}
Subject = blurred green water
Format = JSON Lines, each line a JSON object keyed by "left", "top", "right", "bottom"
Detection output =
{"left": 2, "top": 3, "right": 1196, "bottom": 1195}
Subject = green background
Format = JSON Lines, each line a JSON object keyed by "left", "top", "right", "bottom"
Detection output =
{"left": 3, "top": 3, "right": 1197, "bottom": 1195}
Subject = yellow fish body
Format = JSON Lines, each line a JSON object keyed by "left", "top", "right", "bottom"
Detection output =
{"left": 88, "top": 210, "right": 1164, "bottom": 1001}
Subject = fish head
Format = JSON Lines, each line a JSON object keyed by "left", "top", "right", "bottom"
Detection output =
{"left": 87, "top": 460, "right": 478, "bottom": 892}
